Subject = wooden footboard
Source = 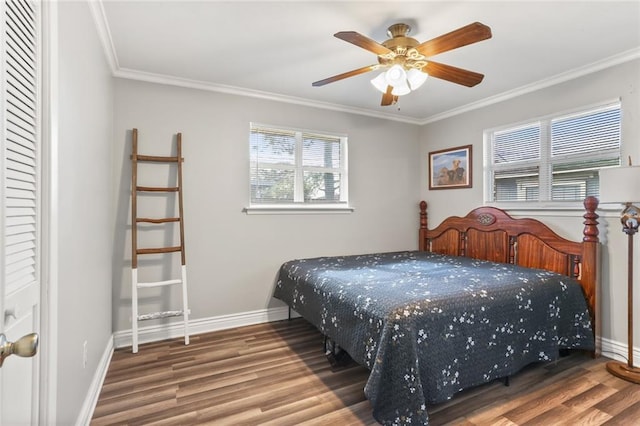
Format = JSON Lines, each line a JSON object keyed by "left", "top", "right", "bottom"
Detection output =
{"left": 419, "top": 197, "right": 600, "bottom": 346}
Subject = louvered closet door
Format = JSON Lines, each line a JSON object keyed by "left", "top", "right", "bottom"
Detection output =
{"left": 0, "top": 0, "right": 41, "bottom": 424}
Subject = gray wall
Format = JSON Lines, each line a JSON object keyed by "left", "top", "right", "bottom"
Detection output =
{"left": 110, "top": 60, "right": 640, "bottom": 361}
{"left": 419, "top": 59, "right": 640, "bottom": 355}
{"left": 112, "top": 79, "right": 421, "bottom": 332}
{"left": 56, "top": 1, "right": 114, "bottom": 422}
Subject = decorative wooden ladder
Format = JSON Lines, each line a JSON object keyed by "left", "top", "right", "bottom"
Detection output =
{"left": 130, "top": 128, "right": 189, "bottom": 353}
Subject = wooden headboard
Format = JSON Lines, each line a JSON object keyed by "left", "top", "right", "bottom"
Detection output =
{"left": 419, "top": 196, "right": 600, "bottom": 342}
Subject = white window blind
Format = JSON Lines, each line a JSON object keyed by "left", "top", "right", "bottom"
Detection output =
{"left": 485, "top": 101, "right": 621, "bottom": 202}
{"left": 2, "top": 0, "right": 39, "bottom": 295}
{"left": 250, "top": 123, "right": 348, "bottom": 206}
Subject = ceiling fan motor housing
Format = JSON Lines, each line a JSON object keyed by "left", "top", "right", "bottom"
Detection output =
{"left": 380, "top": 23, "right": 427, "bottom": 69}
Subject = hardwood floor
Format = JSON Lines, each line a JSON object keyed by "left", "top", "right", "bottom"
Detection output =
{"left": 92, "top": 319, "right": 640, "bottom": 425}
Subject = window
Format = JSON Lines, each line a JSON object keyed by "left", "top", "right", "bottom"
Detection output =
{"left": 249, "top": 123, "right": 348, "bottom": 208}
{"left": 485, "top": 101, "right": 621, "bottom": 202}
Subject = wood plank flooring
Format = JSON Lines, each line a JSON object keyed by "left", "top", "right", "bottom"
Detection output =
{"left": 92, "top": 319, "right": 640, "bottom": 425}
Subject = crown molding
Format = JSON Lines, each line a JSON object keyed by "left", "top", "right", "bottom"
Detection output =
{"left": 89, "top": 0, "right": 639, "bottom": 126}
{"left": 113, "top": 67, "right": 424, "bottom": 125}
{"left": 420, "top": 47, "right": 640, "bottom": 125}
{"left": 87, "top": 0, "right": 119, "bottom": 73}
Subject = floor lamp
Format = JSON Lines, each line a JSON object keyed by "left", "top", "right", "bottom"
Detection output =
{"left": 599, "top": 163, "right": 640, "bottom": 384}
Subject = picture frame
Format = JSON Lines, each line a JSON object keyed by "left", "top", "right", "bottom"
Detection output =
{"left": 428, "top": 144, "right": 472, "bottom": 190}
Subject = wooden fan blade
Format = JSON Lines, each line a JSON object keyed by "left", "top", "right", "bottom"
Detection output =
{"left": 422, "top": 61, "right": 485, "bottom": 87}
{"left": 381, "top": 86, "right": 394, "bottom": 106}
{"left": 312, "top": 64, "right": 380, "bottom": 87}
{"left": 415, "top": 22, "right": 492, "bottom": 57}
{"left": 334, "top": 31, "right": 393, "bottom": 56}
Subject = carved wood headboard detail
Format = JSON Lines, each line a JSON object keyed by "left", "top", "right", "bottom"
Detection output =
{"left": 418, "top": 196, "right": 600, "bottom": 344}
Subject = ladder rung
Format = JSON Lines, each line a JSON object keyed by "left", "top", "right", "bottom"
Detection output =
{"left": 137, "top": 278, "right": 182, "bottom": 288}
{"left": 137, "top": 217, "right": 180, "bottom": 224}
{"left": 137, "top": 246, "right": 182, "bottom": 255}
{"left": 138, "top": 310, "right": 188, "bottom": 321}
{"left": 134, "top": 155, "right": 180, "bottom": 163}
{"left": 136, "top": 186, "right": 179, "bottom": 192}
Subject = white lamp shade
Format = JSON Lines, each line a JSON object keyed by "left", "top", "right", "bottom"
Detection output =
{"left": 370, "top": 72, "right": 388, "bottom": 94}
{"left": 407, "top": 68, "right": 428, "bottom": 90}
{"left": 385, "top": 64, "right": 407, "bottom": 87}
{"left": 598, "top": 165, "right": 640, "bottom": 203}
{"left": 391, "top": 82, "right": 411, "bottom": 96}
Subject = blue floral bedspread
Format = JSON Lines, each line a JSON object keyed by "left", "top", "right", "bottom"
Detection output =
{"left": 273, "top": 251, "right": 594, "bottom": 425}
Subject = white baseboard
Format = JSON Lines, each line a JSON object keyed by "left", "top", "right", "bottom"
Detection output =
{"left": 112, "top": 307, "right": 637, "bottom": 365}
{"left": 599, "top": 336, "right": 640, "bottom": 366}
{"left": 75, "top": 335, "right": 114, "bottom": 426}
{"left": 113, "top": 306, "right": 298, "bottom": 349}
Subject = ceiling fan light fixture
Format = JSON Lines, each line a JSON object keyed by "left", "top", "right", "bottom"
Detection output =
{"left": 391, "top": 82, "right": 411, "bottom": 96}
{"left": 370, "top": 72, "right": 388, "bottom": 93}
{"left": 407, "top": 68, "right": 429, "bottom": 90}
{"left": 385, "top": 64, "right": 407, "bottom": 87}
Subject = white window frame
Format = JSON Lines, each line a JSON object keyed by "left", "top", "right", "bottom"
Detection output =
{"left": 483, "top": 100, "right": 622, "bottom": 209}
{"left": 246, "top": 123, "right": 352, "bottom": 214}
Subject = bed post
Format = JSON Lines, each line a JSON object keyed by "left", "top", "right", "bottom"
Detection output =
{"left": 419, "top": 201, "right": 428, "bottom": 251}
{"left": 581, "top": 195, "right": 600, "bottom": 356}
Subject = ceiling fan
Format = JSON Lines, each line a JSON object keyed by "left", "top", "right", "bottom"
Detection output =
{"left": 312, "top": 22, "right": 492, "bottom": 106}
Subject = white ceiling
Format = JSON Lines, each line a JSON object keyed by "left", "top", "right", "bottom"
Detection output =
{"left": 96, "top": 1, "right": 640, "bottom": 124}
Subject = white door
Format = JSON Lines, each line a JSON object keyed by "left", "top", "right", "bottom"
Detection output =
{"left": 0, "top": 0, "right": 41, "bottom": 424}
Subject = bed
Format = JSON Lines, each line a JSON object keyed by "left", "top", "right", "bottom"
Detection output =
{"left": 273, "top": 197, "right": 599, "bottom": 425}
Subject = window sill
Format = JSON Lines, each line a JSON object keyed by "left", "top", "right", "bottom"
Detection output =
{"left": 244, "top": 205, "right": 355, "bottom": 215}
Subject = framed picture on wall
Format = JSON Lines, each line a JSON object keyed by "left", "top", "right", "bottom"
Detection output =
{"left": 428, "top": 145, "right": 472, "bottom": 190}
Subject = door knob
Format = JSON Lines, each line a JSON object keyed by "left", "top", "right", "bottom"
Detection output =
{"left": 0, "top": 333, "right": 39, "bottom": 367}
